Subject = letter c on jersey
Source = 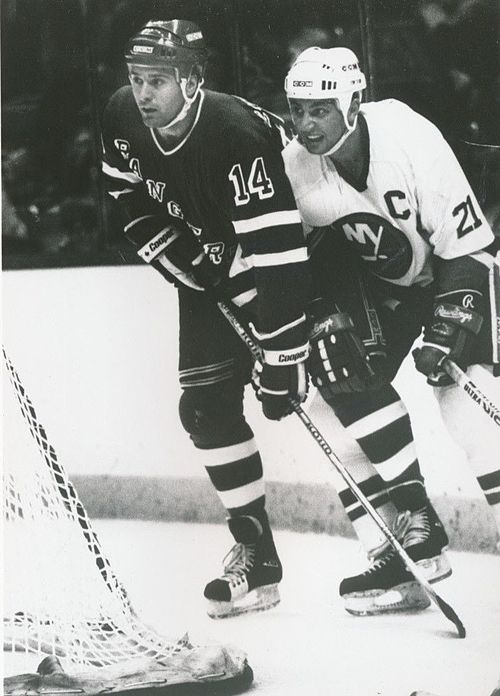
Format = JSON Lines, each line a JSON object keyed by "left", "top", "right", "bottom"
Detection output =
{"left": 384, "top": 190, "right": 410, "bottom": 220}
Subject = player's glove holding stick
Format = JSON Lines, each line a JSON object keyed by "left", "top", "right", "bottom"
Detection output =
{"left": 124, "top": 215, "right": 221, "bottom": 291}
{"left": 413, "top": 290, "right": 484, "bottom": 386}
{"left": 307, "top": 297, "right": 387, "bottom": 397}
{"left": 251, "top": 321, "right": 309, "bottom": 421}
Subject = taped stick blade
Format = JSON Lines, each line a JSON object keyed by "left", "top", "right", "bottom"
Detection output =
{"left": 434, "top": 593, "right": 466, "bottom": 638}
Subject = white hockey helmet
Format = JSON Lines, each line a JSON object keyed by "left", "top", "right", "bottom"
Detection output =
{"left": 285, "top": 47, "right": 366, "bottom": 153}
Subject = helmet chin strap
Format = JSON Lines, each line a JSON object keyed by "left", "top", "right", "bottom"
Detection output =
{"left": 322, "top": 125, "right": 353, "bottom": 155}
{"left": 298, "top": 92, "right": 359, "bottom": 156}
{"left": 322, "top": 94, "right": 358, "bottom": 156}
{"left": 158, "top": 73, "right": 204, "bottom": 133}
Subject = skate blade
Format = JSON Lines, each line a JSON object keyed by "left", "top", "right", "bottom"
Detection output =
{"left": 416, "top": 552, "right": 452, "bottom": 584}
{"left": 343, "top": 581, "right": 431, "bottom": 616}
{"left": 207, "top": 583, "right": 280, "bottom": 619}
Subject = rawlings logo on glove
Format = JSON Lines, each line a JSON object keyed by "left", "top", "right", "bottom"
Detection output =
{"left": 414, "top": 290, "right": 484, "bottom": 386}
{"left": 434, "top": 303, "right": 477, "bottom": 326}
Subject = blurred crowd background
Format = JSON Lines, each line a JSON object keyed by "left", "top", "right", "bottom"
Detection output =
{"left": 2, "top": 0, "right": 499, "bottom": 269}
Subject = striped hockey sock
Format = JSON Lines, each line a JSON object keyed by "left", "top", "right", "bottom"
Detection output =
{"left": 328, "top": 385, "right": 429, "bottom": 512}
{"left": 201, "top": 435, "right": 267, "bottom": 518}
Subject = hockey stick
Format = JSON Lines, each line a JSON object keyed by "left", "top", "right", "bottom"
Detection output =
{"left": 216, "top": 299, "right": 466, "bottom": 639}
{"left": 441, "top": 358, "right": 500, "bottom": 429}
{"left": 439, "top": 255, "right": 500, "bottom": 428}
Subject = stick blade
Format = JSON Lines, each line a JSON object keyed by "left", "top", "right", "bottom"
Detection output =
{"left": 435, "top": 594, "right": 466, "bottom": 638}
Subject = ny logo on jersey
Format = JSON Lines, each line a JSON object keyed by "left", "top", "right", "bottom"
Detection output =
{"left": 334, "top": 212, "right": 413, "bottom": 280}
{"left": 204, "top": 242, "right": 225, "bottom": 264}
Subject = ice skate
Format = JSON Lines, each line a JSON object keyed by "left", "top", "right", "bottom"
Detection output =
{"left": 401, "top": 504, "right": 451, "bottom": 584}
{"left": 204, "top": 515, "right": 282, "bottom": 619}
{"left": 340, "top": 504, "right": 452, "bottom": 616}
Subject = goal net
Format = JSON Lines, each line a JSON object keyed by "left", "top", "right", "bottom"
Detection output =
{"left": 2, "top": 348, "right": 251, "bottom": 692}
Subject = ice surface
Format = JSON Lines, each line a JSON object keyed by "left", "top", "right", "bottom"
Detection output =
{"left": 6, "top": 520, "right": 496, "bottom": 696}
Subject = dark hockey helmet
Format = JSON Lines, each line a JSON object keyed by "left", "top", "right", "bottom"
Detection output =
{"left": 125, "top": 19, "right": 208, "bottom": 81}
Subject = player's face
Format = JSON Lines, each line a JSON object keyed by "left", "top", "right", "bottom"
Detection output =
{"left": 288, "top": 99, "right": 346, "bottom": 155}
{"left": 128, "top": 64, "right": 185, "bottom": 128}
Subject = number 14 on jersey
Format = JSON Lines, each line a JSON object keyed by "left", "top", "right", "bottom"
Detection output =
{"left": 229, "top": 157, "right": 275, "bottom": 205}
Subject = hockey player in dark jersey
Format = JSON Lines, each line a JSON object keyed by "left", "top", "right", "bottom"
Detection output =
{"left": 283, "top": 46, "right": 500, "bottom": 616}
{"left": 101, "top": 19, "right": 311, "bottom": 619}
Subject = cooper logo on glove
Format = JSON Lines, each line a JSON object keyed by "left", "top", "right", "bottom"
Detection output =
{"left": 278, "top": 349, "right": 309, "bottom": 363}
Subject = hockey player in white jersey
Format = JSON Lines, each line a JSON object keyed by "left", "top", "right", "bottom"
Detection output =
{"left": 283, "top": 46, "right": 500, "bottom": 615}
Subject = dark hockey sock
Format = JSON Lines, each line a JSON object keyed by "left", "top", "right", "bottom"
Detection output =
{"left": 338, "top": 473, "right": 391, "bottom": 523}
{"left": 327, "top": 385, "right": 428, "bottom": 512}
{"left": 183, "top": 384, "right": 270, "bottom": 530}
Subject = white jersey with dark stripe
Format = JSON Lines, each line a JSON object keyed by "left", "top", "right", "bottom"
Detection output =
{"left": 283, "top": 99, "right": 494, "bottom": 289}
{"left": 102, "top": 87, "right": 309, "bottom": 339}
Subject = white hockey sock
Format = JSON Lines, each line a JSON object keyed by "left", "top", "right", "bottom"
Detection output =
{"left": 436, "top": 364, "right": 500, "bottom": 537}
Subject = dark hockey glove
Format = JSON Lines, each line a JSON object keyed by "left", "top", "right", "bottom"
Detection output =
{"left": 413, "top": 290, "right": 484, "bottom": 386}
{"left": 125, "top": 216, "right": 220, "bottom": 291}
{"left": 307, "top": 298, "right": 386, "bottom": 398}
{"left": 251, "top": 321, "right": 309, "bottom": 421}
{"left": 253, "top": 357, "right": 309, "bottom": 420}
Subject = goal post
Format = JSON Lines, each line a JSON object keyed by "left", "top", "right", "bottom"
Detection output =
{"left": 2, "top": 348, "right": 253, "bottom": 693}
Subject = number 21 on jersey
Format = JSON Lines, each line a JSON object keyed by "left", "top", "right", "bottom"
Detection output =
{"left": 229, "top": 157, "right": 275, "bottom": 205}
{"left": 453, "top": 194, "right": 482, "bottom": 238}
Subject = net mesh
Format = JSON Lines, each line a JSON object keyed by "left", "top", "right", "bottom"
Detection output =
{"left": 2, "top": 348, "right": 187, "bottom": 668}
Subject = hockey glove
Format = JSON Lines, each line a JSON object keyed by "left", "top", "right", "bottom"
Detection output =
{"left": 251, "top": 320, "right": 309, "bottom": 421}
{"left": 253, "top": 359, "right": 308, "bottom": 420}
{"left": 413, "top": 290, "right": 484, "bottom": 386}
{"left": 124, "top": 216, "right": 220, "bottom": 291}
{"left": 307, "top": 298, "right": 387, "bottom": 398}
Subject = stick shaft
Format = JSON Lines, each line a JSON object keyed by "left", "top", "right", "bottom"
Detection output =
{"left": 293, "top": 404, "right": 439, "bottom": 584}
{"left": 441, "top": 359, "right": 500, "bottom": 429}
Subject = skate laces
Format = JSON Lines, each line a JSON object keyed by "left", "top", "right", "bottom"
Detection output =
{"left": 369, "top": 511, "right": 411, "bottom": 561}
{"left": 220, "top": 542, "right": 256, "bottom": 587}
{"left": 402, "top": 507, "right": 431, "bottom": 548}
{"left": 364, "top": 549, "right": 397, "bottom": 576}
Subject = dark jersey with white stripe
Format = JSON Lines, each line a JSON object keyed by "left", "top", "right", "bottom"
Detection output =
{"left": 102, "top": 87, "right": 310, "bottom": 343}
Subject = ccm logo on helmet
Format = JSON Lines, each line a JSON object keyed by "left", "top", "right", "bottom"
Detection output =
{"left": 293, "top": 80, "right": 313, "bottom": 87}
{"left": 341, "top": 63, "right": 359, "bottom": 71}
{"left": 132, "top": 45, "right": 154, "bottom": 54}
{"left": 186, "top": 31, "right": 203, "bottom": 41}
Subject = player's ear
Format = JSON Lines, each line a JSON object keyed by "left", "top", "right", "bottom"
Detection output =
{"left": 347, "top": 92, "right": 361, "bottom": 126}
{"left": 185, "top": 67, "right": 203, "bottom": 98}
